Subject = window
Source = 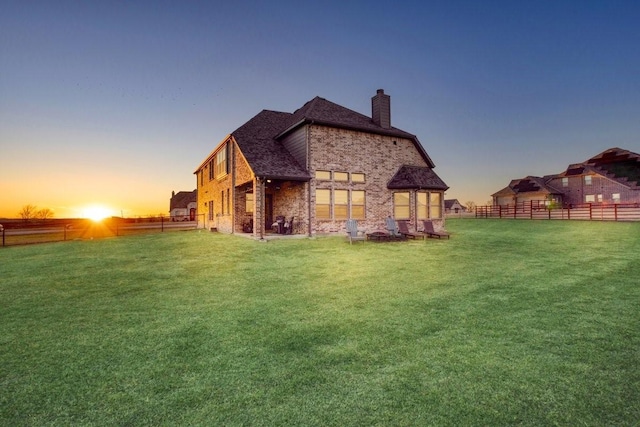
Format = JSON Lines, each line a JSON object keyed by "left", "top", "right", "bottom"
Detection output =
{"left": 208, "top": 202, "right": 214, "bottom": 220}
{"left": 612, "top": 193, "right": 621, "bottom": 203}
{"left": 221, "top": 191, "right": 225, "bottom": 214}
{"left": 334, "top": 190, "right": 348, "bottom": 219}
{"left": 351, "top": 190, "right": 365, "bottom": 220}
{"left": 562, "top": 177, "right": 568, "bottom": 187}
{"left": 351, "top": 173, "right": 365, "bottom": 183}
{"left": 246, "top": 193, "right": 253, "bottom": 213}
{"left": 597, "top": 194, "right": 603, "bottom": 203}
{"left": 226, "top": 189, "right": 230, "bottom": 214}
{"left": 315, "top": 170, "right": 331, "bottom": 180}
{"left": 584, "top": 175, "right": 592, "bottom": 185}
{"left": 208, "top": 160, "right": 214, "bottom": 180}
{"left": 214, "top": 143, "right": 228, "bottom": 178}
{"left": 430, "top": 193, "right": 442, "bottom": 218}
{"left": 394, "top": 192, "right": 410, "bottom": 219}
{"left": 585, "top": 194, "right": 595, "bottom": 203}
{"left": 200, "top": 170, "right": 204, "bottom": 186}
{"left": 417, "top": 192, "right": 428, "bottom": 220}
{"left": 316, "top": 189, "right": 331, "bottom": 219}
{"left": 334, "top": 172, "right": 349, "bottom": 182}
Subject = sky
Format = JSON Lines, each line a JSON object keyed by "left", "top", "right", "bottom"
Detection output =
{"left": 1, "top": 0, "right": 639, "bottom": 218}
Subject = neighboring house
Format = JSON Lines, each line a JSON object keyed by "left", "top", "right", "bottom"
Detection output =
{"left": 492, "top": 148, "right": 640, "bottom": 207}
{"left": 194, "top": 89, "right": 448, "bottom": 238}
{"left": 170, "top": 190, "right": 197, "bottom": 221}
{"left": 445, "top": 199, "right": 465, "bottom": 214}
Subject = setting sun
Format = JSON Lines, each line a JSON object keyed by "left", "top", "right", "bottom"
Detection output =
{"left": 82, "top": 205, "right": 113, "bottom": 222}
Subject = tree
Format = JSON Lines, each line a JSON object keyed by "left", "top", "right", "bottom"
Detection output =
{"left": 465, "top": 201, "right": 476, "bottom": 212}
{"left": 18, "top": 204, "right": 38, "bottom": 221}
{"left": 37, "top": 208, "right": 54, "bottom": 220}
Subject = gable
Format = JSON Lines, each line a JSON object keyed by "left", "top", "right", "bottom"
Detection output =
{"left": 278, "top": 97, "right": 436, "bottom": 168}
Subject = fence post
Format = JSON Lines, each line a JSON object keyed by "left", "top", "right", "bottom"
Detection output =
{"left": 614, "top": 204, "right": 618, "bottom": 221}
{"left": 161, "top": 216, "right": 164, "bottom": 232}
{"left": 589, "top": 203, "right": 593, "bottom": 220}
{"left": 0, "top": 225, "right": 4, "bottom": 247}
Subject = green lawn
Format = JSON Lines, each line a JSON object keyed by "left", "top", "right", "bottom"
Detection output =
{"left": 1, "top": 219, "right": 639, "bottom": 426}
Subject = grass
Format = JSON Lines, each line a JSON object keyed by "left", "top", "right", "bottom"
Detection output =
{"left": 1, "top": 219, "right": 639, "bottom": 426}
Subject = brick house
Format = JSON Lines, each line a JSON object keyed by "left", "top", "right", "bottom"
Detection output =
{"left": 169, "top": 190, "right": 197, "bottom": 221}
{"left": 492, "top": 148, "right": 640, "bottom": 207}
{"left": 194, "top": 89, "right": 448, "bottom": 238}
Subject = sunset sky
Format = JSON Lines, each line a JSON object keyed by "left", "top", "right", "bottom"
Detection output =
{"left": 1, "top": 1, "right": 639, "bottom": 218}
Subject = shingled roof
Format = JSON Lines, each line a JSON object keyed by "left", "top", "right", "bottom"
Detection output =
{"left": 170, "top": 190, "right": 197, "bottom": 210}
{"left": 387, "top": 165, "right": 449, "bottom": 190}
{"left": 585, "top": 147, "right": 640, "bottom": 187}
{"left": 231, "top": 110, "right": 310, "bottom": 181}
{"left": 491, "top": 176, "right": 562, "bottom": 197}
{"left": 197, "top": 93, "right": 440, "bottom": 179}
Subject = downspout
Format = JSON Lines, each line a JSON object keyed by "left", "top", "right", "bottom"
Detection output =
{"left": 231, "top": 139, "right": 236, "bottom": 234}
{"left": 307, "top": 124, "right": 313, "bottom": 237}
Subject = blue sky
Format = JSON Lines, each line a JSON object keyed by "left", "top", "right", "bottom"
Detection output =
{"left": 1, "top": 0, "right": 639, "bottom": 217}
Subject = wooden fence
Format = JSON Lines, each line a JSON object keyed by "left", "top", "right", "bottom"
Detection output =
{"left": 476, "top": 201, "right": 640, "bottom": 222}
{"left": 0, "top": 216, "right": 203, "bottom": 247}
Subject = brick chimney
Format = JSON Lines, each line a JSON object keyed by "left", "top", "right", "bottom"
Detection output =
{"left": 371, "top": 89, "right": 391, "bottom": 129}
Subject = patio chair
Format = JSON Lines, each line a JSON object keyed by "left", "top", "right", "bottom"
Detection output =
{"left": 284, "top": 216, "right": 294, "bottom": 234}
{"left": 422, "top": 220, "right": 450, "bottom": 239}
{"left": 385, "top": 216, "right": 402, "bottom": 239}
{"left": 345, "top": 219, "right": 366, "bottom": 244}
{"left": 397, "top": 220, "right": 424, "bottom": 240}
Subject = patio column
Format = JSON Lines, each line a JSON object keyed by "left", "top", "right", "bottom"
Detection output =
{"left": 253, "top": 177, "right": 265, "bottom": 240}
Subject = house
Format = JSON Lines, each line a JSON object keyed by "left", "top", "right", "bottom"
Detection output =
{"left": 492, "top": 148, "right": 640, "bottom": 207}
{"left": 445, "top": 199, "right": 465, "bottom": 214}
{"left": 169, "top": 190, "right": 197, "bottom": 221}
{"left": 194, "top": 89, "right": 448, "bottom": 238}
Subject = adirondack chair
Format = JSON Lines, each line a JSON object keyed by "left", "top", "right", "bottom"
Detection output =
{"left": 422, "top": 220, "right": 450, "bottom": 239}
{"left": 345, "top": 219, "right": 366, "bottom": 244}
{"left": 396, "top": 220, "right": 424, "bottom": 240}
{"left": 385, "top": 216, "right": 402, "bottom": 238}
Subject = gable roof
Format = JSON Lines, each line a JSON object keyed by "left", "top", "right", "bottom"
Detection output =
{"left": 554, "top": 147, "right": 640, "bottom": 189}
{"left": 445, "top": 199, "right": 464, "bottom": 209}
{"left": 278, "top": 97, "right": 436, "bottom": 168}
{"left": 492, "top": 176, "right": 562, "bottom": 197}
{"left": 196, "top": 93, "right": 441, "bottom": 179}
{"left": 387, "top": 165, "right": 449, "bottom": 190}
{"left": 170, "top": 190, "right": 197, "bottom": 210}
{"left": 585, "top": 147, "right": 640, "bottom": 187}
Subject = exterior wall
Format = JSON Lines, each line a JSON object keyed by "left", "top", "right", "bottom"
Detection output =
{"left": 196, "top": 141, "right": 235, "bottom": 233}
{"left": 281, "top": 126, "right": 308, "bottom": 169}
{"left": 548, "top": 174, "right": 640, "bottom": 206}
{"left": 269, "top": 181, "right": 308, "bottom": 234}
{"left": 307, "top": 125, "right": 443, "bottom": 234}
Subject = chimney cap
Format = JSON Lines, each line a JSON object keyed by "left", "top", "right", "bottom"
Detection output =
{"left": 377, "top": 89, "right": 385, "bottom": 94}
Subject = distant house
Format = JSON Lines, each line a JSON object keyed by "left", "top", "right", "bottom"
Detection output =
{"left": 445, "top": 199, "right": 465, "bottom": 214}
{"left": 492, "top": 148, "right": 640, "bottom": 207}
{"left": 194, "top": 89, "right": 448, "bottom": 238}
{"left": 170, "top": 190, "right": 197, "bottom": 221}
